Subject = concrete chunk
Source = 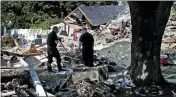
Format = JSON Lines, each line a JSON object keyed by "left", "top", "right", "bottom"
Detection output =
{"left": 72, "top": 65, "right": 108, "bottom": 83}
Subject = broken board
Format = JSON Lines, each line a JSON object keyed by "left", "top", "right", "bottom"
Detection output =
{"left": 21, "top": 58, "right": 46, "bottom": 96}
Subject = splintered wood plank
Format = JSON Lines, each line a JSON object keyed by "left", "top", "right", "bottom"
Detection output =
{"left": 28, "top": 64, "right": 46, "bottom": 96}
{"left": 22, "top": 58, "right": 46, "bottom": 96}
{"left": 2, "top": 55, "right": 22, "bottom": 61}
{"left": 1, "top": 91, "right": 16, "bottom": 97}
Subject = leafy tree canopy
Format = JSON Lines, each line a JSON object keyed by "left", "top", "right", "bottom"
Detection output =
{"left": 1, "top": 1, "right": 118, "bottom": 29}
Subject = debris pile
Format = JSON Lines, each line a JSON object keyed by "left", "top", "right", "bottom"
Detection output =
{"left": 1, "top": 79, "right": 38, "bottom": 97}
{"left": 1, "top": 35, "right": 16, "bottom": 48}
{"left": 167, "top": 13, "right": 176, "bottom": 27}
{"left": 162, "top": 13, "right": 176, "bottom": 50}
{"left": 94, "top": 9, "right": 131, "bottom": 46}
{"left": 162, "top": 34, "right": 176, "bottom": 50}
{"left": 69, "top": 78, "right": 114, "bottom": 97}
{"left": 2, "top": 41, "right": 42, "bottom": 56}
{"left": 1, "top": 68, "right": 37, "bottom": 97}
{"left": 57, "top": 37, "right": 76, "bottom": 52}
{"left": 1, "top": 5, "right": 176, "bottom": 97}
{"left": 94, "top": 8, "right": 176, "bottom": 51}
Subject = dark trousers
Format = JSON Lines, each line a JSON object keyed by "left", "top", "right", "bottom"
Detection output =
{"left": 82, "top": 47, "right": 94, "bottom": 67}
{"left": 47, "top": 46, "right": 62, "bottom": 69}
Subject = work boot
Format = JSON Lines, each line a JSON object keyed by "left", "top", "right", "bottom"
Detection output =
{"left": 47, "top": 63, "right": 52, "bottom": 72}
{"left": 58, "top": 65, "right": 67, "bottom": 72}
{"left": 57, "top": 63, "right": 64, "bottom": 72}
{"left": 58, "top": 68, "right": 67, "bottom": 72}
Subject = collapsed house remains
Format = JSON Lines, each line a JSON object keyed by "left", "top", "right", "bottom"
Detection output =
{"left": 1, "top": 4, "right": 176, "bottom": 97}
{"left": 50, "top": 4, "right": 128, "bottom": 37}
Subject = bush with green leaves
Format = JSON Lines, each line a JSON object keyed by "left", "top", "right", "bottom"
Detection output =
{"left": 1, "top": 1, "right": 119, "bottom": 29}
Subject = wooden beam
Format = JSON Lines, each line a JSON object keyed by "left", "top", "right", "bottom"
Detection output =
{"left": 2, "top": 55, "right": 22, "bottom": 61}
{"left": 59, "top": 73, "right": 72, "bottom": 90}
{"left": 1, "top": 67, "right": 28, "bottom": 69}
{"left": 1, "top": 50, "right": 24, "bottom": 57}
{"left": 1, "top": 66, "right": 46, "bottom": 70}
{"left": 64, "top": 8, "right": 79, "bottom": 21}
{"left": 28, "top": 63, "right": 46, "bottom": 96}
{"left": 1, "top": 91, "right": 16, "bottom": 97}
{"left": 1, "top": 50, "right": 41, "bottom": 57}
{"left": 21, "top": 58, "right": 47, "bottom": 96}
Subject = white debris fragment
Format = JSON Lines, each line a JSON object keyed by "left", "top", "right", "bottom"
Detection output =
{"left": 104, "top": 79, "right": 114, "bottom": 85}
{"left": 140, "top": 62, "right": 148, "bottom": 80}
{"left": 172, "top": 91, "right": 176, "bottom": 96}
{"left": 174, "top": 60, "right": 176, "bottom": 64}
{"left": 141, "top": 72, "right": 148, "bottom": 80}
{"left": 123, "top": 70, "right": 128, "bottom": 75}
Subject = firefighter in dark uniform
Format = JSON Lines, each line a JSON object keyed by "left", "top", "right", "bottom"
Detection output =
{"left": 47, "top": 26, "right": 63, "bottom": 72}
{"left": 78, "top": 28, "right": 94, "bottom": 67}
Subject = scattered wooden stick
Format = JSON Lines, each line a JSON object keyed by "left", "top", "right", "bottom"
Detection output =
{"left": 1, "top": 91, "right": 16, "bottom": 97}
{"left": 59, "top": 73, "right": 72, "bottom": 90}
{"left": 172, "top": 91, "right": 176, "bottom": 95}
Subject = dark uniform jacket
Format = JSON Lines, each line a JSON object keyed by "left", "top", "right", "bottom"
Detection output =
{"left": 47, "top": 31, "right": 59, "bottom": 47}
{"left": 79, "top": 32, "right": 94, "bottom": 48}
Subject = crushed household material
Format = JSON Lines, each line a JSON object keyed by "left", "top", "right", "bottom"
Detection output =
{"left": 1, "top": 5, "right": 176, "bottom": 97}
{"left": 1, "top": 35, "right": 16, "bottom": 48}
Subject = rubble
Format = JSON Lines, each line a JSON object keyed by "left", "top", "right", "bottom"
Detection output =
{"left": 1, "top": 35, "right": 16, "bottom": 48}
{"left": 1, "top": 5, "right": 176, "bottom": 97}
{"left": 72, "top": 65, "right": 108, "bottom": 83}
{"left": 1, "top": 44, "right": 176, "bottom": 97}
{"left": 68, "top": 78, "right": 115, "bottom": 97}
{"left": 1, "top": 78, "right": 38, "bottom": 97}
{"left": 161, "top": 34, "right": 176, "bottom": 50}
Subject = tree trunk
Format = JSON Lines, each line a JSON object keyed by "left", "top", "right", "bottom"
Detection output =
{"left": 128, "top": 1, "right": 173, "bottom": 87}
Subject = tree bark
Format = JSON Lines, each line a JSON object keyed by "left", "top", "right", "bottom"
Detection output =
{"left": 128, "top": 1, "right": 173, "bottom": 87}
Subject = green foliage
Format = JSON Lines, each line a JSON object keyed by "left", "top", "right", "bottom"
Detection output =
{"left": 171, "top": 2, "right": 176, "bottom": 14}
{"left": 1, "top": 1, "right": 119, "bottom": 29}
{"left": 31, "top": 22, "right": 50, "bottom": 29}
{"left": 30, "top": 18, "right": 62, "bottom": 29}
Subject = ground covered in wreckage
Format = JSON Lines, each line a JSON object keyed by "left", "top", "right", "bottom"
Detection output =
{"left": 1, "top": 41, "right": 176, "bottom": 97}
{"left": 95, "top": 40, "right": 176, "bottom": 97}
{"left": 1, "top": 8, "right": 176, "bottom": 97}
{"left": 2, "top": 41, "right": 176, "bottom": 97}
{"left": 1, "top": 36, "right": 176, "bottom": 97}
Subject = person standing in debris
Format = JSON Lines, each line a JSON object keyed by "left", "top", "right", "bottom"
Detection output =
{"left": 73, "top": 31, "right": 77, "bottom": 41}
{"left": 78, "top": 28, "right": 94, "bottom": 67}
{"left": 73, "top": 30, "right": 77, "bottom": 47}
{"left": 47, "top": 26, "right": 63, "bottom": 72}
